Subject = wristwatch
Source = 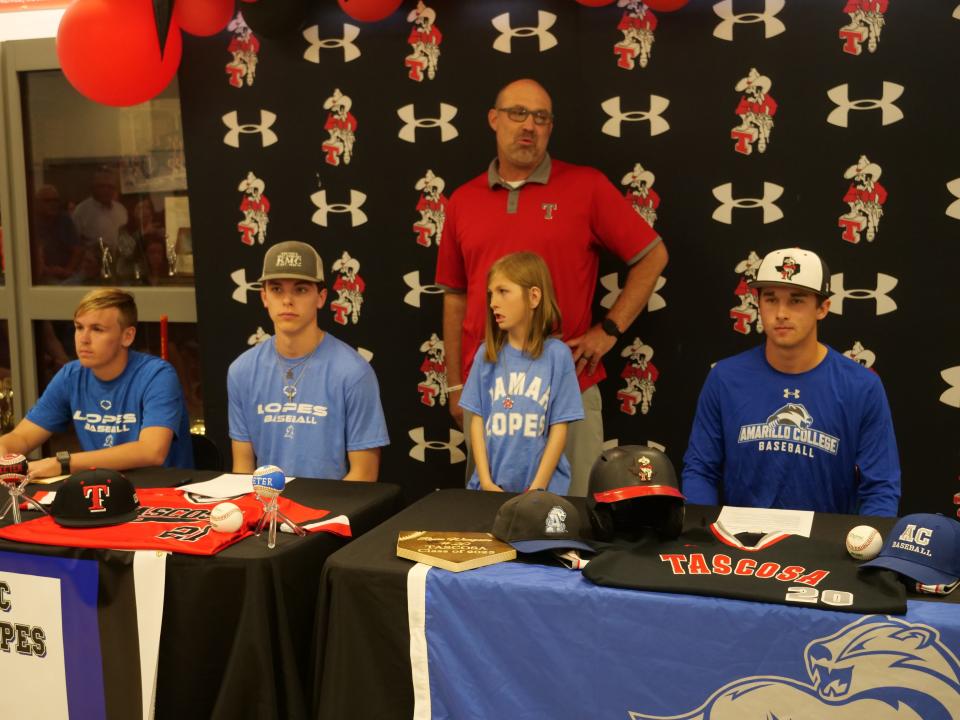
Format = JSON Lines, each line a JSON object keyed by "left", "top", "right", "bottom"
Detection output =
{"left": 56, "top": 450, "right": 71, "bottom": 475}
{"left": 601, "top": 317, "right": 622, "bottom": 339}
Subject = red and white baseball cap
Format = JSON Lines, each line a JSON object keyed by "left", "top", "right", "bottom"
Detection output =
{"left": 748, "top": 248, "right": 831, "bottom": 298}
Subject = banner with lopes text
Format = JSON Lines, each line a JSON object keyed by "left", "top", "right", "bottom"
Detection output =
{"left": 0, "top": 549, "right": 166, "bottom": 720}
{"left": 408, "top": 562, "right": 960, "bottom": 720}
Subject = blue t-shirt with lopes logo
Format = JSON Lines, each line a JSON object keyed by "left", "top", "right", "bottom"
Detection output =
{"left": 681, "top": 346, "right": 900, "bottom": 516}
{"left": 228, "top": 333, "right": 389, "bottom": 480}
{"left": 460, "top": 338, "right": 584, "bottom": 494}
{"left": 27, "top": 350, "right": 193, "bottom": 468}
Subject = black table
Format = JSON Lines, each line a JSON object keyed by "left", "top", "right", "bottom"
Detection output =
{"left": 314, "top": 489, "right": 960, "bottom": 720}
{"left": 0, "top": 469, "right": 401, "bottom": 720}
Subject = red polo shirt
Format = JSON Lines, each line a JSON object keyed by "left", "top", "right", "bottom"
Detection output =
{"left": 436, "top": 156, "right": 661, "bottom": 391}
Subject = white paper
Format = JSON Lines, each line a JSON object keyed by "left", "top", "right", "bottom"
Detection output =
{"left": 178, "top": 473, "right": 296, "bottom": 499}
{"left": 716, "top": 505, "right": 814, "bottom": 538}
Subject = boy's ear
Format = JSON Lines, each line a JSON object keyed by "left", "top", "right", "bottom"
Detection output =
{"left": 528, "top": 286, "right": 542, "bottom": 309}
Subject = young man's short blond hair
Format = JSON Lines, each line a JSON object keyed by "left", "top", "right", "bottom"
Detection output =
{"left": 73, "top": 288, "right": 138, "bottom": 328}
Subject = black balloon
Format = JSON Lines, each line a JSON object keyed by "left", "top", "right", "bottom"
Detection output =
{"left": 237, "top": 0, "right": 307, "bottom": 38}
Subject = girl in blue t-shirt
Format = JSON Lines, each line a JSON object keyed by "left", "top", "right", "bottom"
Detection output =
{"left": 459, "top": 252, "right": 584, "bottom": 494}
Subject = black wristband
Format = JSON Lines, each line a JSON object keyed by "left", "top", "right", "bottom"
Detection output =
{"left": 601, "top": 317, "right": 622, "bottom": 339}
{"left": 56, "top": 450, "right": 71, "bottom": 475}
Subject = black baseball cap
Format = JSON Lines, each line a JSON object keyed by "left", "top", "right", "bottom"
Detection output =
{"left": 492, "top": 491, "right": 593, "bottom": 554}
{"left": 50, "top": 468, "right": 140, "bottom": 528}
{"left": 259, "top": 241, "right": 325, "bottom": 283}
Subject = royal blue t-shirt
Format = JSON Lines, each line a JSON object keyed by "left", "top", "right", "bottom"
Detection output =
{"left": 460, "top": 338, "right": 584, "bottom": 494}
{"left": 228, "top": 333, "right": 389, "bottom": 480}
{"left": 27, "top": 351, "right": 193, "bottom": 468}
{"left": 681, "top": 346, "right": 900, "bottom": 516}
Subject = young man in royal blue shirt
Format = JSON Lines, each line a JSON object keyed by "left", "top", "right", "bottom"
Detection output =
{"left": 0, "top": 288, "right": 193, "bottom": 478}
{"left": 681, "top": 247, "right": 900, "bottom": 517}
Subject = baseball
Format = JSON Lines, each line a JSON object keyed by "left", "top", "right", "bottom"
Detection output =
{"left": 846, "top": 525, "right": 882, "bottom": 561}
{"left": 209, "top": 502, "right": 244, "bottom": 533}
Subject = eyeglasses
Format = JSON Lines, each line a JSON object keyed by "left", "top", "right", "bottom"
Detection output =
{"left": 497, "top": 106, "right": 554, "bottom": 125}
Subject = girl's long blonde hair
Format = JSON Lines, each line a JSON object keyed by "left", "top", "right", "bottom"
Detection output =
{"left": 484, "top": 251, "right": 562, "bottom": 362}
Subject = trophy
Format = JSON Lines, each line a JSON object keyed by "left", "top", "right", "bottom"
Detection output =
{"left": 251, "top": 464, "right": 306, "bottom": 549}
{"left": 0, "top": 454, "right": 48, "bottom": 524}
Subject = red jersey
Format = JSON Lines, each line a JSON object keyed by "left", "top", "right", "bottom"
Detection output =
{"left": 0, "top": 488, "right": 350, "bottom": 556}
{"left": 240, "top": 196, "right": 270, "bottom": 213}
{"left": 436, "top": 158, "right": 660, "bottom": 391}
{"left": 324, "top": 114, "right": 357, "bottom": 132}
{"left": 408, "top": 26, "right": 442, "bottom": 46}
{"left": 618, "top": 11, "right": 657, "bottom": 32}
{"left": 736, "top": 95, "right": 778, "bottom": 117}
{"left": 843, "top": 183, "right": 887, "bottom": 205}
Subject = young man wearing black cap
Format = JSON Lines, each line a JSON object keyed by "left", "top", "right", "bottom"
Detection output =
{"left": 682, "top": 247, "right": 900, "bottom": 516}
{"left": 0, "top": 288, "right": 193, "bottom": 478}
{"left": 228, "top": 241, "right": 388, "bottom": 480}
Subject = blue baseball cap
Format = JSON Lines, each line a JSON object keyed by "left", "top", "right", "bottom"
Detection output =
{"left": 861, "top": 514, "right": 960, "bottom": 586}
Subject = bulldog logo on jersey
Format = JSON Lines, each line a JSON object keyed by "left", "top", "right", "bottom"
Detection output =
{"left": 840, "top": 0, "right": 887, "bottom": 55}
{"left": 730, "top": 251, "right": 763, "bottom": 335}
{"left": 621, "top": 163, "right": 660, "bottom": 227}
{"left": 618, "top": 338, "right": 658, "bottom": 416}
{"left": 226, "top": 13, "right": 259, "bottom": 88}
{"left": 418, "top": 333, "right": 448, "bottom": 407}
{"left": 406, "top": 1, "right": 441, "bottom": 81}
{"left": 738, "top": 401, "right": 839, "bottom": 458}
{"left": 322, "top": 89, "right": 357, "bottom": 166}
{"left": 628, "top": 616, "right": 960, "bottom": 720}
{"left": 237, "top": 171, "right": 270, "bottom": 246}
{"left": 413, "top": 170, "right": 448, "bottom": 247}
{"left": 330, "top": 251, "right": 365, "bottom": 326}
{"left": 844, "top": 340, "right": 878, "bottom": 373}
{"left": 732, "top": 68, "right": 777, "bottom": 155}
{"left": 613, "top": 0, "right": 657, "bottom": 70}
{"left": 839, "top": 155, "right": 887, "bottom": 244}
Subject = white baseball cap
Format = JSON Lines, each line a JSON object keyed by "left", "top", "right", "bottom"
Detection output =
{"left": 748, "top": 248, "right": 830, "bottom": 297}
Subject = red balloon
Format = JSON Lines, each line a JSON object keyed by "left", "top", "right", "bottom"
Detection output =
{"left": 337, "top": 0, "right": 402, "bottom": 23}
{"left": 174, "top": 0, "right": 235, "bottom": 37}
{"left": 57, "top": 0, "right": 182, "bottom": 107}
{"left": 644, "top": 0, "right": 689, "bottom": 10}
{"left": 575, "top": 0, "right": 616, "bottom": 6}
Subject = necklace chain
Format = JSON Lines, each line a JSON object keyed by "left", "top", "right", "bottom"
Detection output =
{"left": 500, "top": 344, "right": 537, "bottom": 409}
{"left": 276, "top": 337, "right": 321, "bottom": 401}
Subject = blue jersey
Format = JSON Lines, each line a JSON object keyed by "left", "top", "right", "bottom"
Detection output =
{"left": 228, "top": 333, "right": 389, "bottom": 480}
{"left": 460, "top": 338, "right": 584, "bottom": 494}
{"left": 681, "top": 346, "right": 900, "bottom": 516}
{"left": 27, "top": 351, "right": 193, "bottom": 468}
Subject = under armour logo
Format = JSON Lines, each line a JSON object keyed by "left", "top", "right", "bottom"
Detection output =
{"left": 491, "top": 11, "right": 557, "bottom": 54}
{"left": 356, "top": 347, "right": 373, "bottom": 363}
{"left": 713, "top": 0, "right": 785, "bottom": 40}
{"left": 247, "top": 327, "right": 270, "bottom": 345}
{"left": 230, "top": 268, "right": 261, "bottom": 304}
{"left": 601, "top": 96, "right": 670, "bottom": 137}
{"left": 397, "top": 103, "right": 459, "bottom": 143}
{"left": 940, "top": 366, "right": 960, "bottom": 408}
{"left": 826, "top": 82, "right": 904, "bottom": 128}
{"left": 600, "top": 273, "right": 665, "bottom": 313}
{"left": 310, "top": 189, "right": 368, "bottom": 227}
{"left": 222, "top": 110, "right": 278, "bottom": 148}
{"left": 712, "top": 182, "right": 784, "bottom": 224}
{"left": 303, "top": 24, "right": 361, "bottom": 63}
{"left": 783, "top": 388, "right": 800, "bottom": 399}
{"left": 542, "top": 202, "right": 557, "bottom": 220}
{"left": 946, "top": 179, "right": 960, "bottom": 220}
{"left": 408, "top": 427, "right": 465, "bottom": 464}
{"left": 403, "top": 271, "right": 443, "bottom": 308}
{"left": 829, "top": 273, "right": 898, "bottom": 315}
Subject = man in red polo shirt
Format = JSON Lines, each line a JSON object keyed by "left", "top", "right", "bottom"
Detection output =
{"left": 436, "top": 78, "right": 668, "bottom": 495}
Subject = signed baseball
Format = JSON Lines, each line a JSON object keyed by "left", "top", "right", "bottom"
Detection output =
{"left": 209, "top": 502, "right": 244, "bottom": 533}
{"left": 846, "top": 525, "right": 882, "bottom": 561}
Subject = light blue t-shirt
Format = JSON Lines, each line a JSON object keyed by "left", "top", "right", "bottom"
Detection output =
{"left": 27, "top": 350, "right": 194, "bottom": 468}
{"left": 228, "top": 333, "right": 389, "bottom": 480}
{"left": 460, "top": 338, "right": 584, "bottom": 494}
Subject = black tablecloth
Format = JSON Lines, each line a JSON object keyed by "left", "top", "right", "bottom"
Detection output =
{"left": 313, "top": 489, "right": 959, "bottom": 720}
{"left": 0, "top": 468, "right": 402, "bottom": 720}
